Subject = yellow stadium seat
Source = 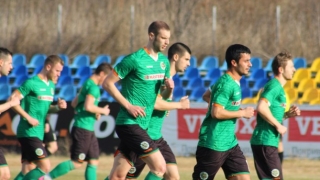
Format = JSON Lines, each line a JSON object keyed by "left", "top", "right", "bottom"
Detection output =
{"left": 242, "top": 88, "right": 262, "bottom": 104}
{"left": 309, "top": 57, "right": 320, "bottom": 73}
{"left": 309, "top": 99, "right": 320, "bottom": 105}
{"left": 314, "top": 70, "right": 320, "bottom": 86}
{"left": 284, "top": 80, "right": 294, "bottom": 89}
{"left": 284, "top": 87, "right": 298, "bottom": 104}
{"left": 292, "top": 68, "right": 311, "bottom": 86}
{"left": 297, "top": 88, "right": 320, "bottom": 104}
{"left": 297, "top": 79, "right": 316, "bottom": 94}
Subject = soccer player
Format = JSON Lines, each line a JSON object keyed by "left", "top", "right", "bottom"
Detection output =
{"left": 192, "top": 44, "right": 255, "bottom": 180}
{"left": 0, "top": 47, "right": 21, "bottom": 180}
{"left": 46, "top": 63, "right": 112, "bottom": 180}
{"left": 121, "top": 42, "right": 191, "bottom": 180}
{"left": 102, "top": 21, "right": 172, "bottom": 180}
{"left": 250, "top": 51, "right": 300, "bottom": 180}
{"left": 11, "top": 55, "right": 66, "bottom": 180}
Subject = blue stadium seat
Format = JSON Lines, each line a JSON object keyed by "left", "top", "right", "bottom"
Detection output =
{"left": 241, "top": 88, "right": 252, "bottom": 99}
{"left": 220, "top": 61, "right": 228, "bottom": 71}
{"left": 113, "top": 55, "right": 126, "bottom": 67}
{"left": 61, "top": 66, "right": 71, "bottom": 77}
{"left": 27, "top": 54, "right": 47, "bottom": 68}
{"left": 9, "top": 65, "right": 28, "bottom": 78}
{"left": 56, "top": 76, "right": 73, "bottom": 89}
{"left": 0, "top": 76, "right": 9, "bottom": 84}
{"left": 55, "top": 84, "right": 77, "bottom": 101}
{"left": 199, "top": 56, "right": 219, "bottom": 71}
{"left": 101, "top": 91, "right": 110, "bottom": 101}
{"left": 172, "top": 75, "right": 182, "bottom": 87}
{"left": 13, "top": 54, "right": 26, "bottom": 67}
{"left": 12, "top": 75, "right": 28, "bottom": 88}
{"left": 203, "top": 68, "right": 222, "bottom": 86}
{"left": 70, "top": 54, "right": 90, "bottom": 69}
{"left": 180, "top": 67, "right": 200, "bottom": 81}
{"left": 247, "top": 68, "right": 267, "bottom": 82}
{"left": 264, "top": 58, "right": 273, "bottom": 72}
{"left": 189, "top": 86, "right": 206, "bottom": 101}
{"left": 0, "top": 84, "right": 11, "bottom": 101}
{"left": 73, "top": 66, "right": 92, "bottom": 79}
{"left": 252, "top": 78, "right": 269, "bottom": 92}
{"left": 250, "top": 57, "right": 262, "bottom": 71}
{"left": 58, "top": 54, "right": 69, "bottom": 65}
{"left": 29, "top": 65, "right": 43, "bottom": 77}
{"left": 190, "top": 56, "right": 197, "bottom": 68}
{"left": 293, "top": 57, "right": 307, "bottom": 69}
{"left": 173, "top": 86, "right": 186, "bottom": 102}
{"left": 91, "top": 55, "right": 111, "bottom": 69}
{"left": 76, "top": 75, "right": 90, "bottom": 88}
{"left": 240, "top": 78, "right": 249, "bottom": 88}
{"left": 185, "top": 77, "right": 204, "bottom": 90}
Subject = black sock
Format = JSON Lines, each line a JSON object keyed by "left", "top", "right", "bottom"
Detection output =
{"left": 278, "top": 152, "right": 284, "bottom": 164}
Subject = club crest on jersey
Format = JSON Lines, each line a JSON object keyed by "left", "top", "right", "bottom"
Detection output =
{"left": 140, "top": 141, "right": 149, "bottom": 150}
{"left": 79, "top": 153, "right": 86, "bottom": 160}
{"left": 160, "top": 62, "right": 166, "bottom": 70}
{"left": 231, "top": 100, "right": 241, "bottom": 106}
{"left": 200, "top": 171, "right": 209, "bottom": 180}
{"left": 35, "top": 148, "right": 44, "bottom": 156}
{"left": 271, "top": 169, "right": 280, "bottom": 177}
{"left": 128, "top": 167, "right": 136, "bottom": 174}
{"left": 51, "top": 88, "right": 54, "bottom": 95}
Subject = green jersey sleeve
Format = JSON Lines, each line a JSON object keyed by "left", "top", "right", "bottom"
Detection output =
{"left": 114, "top": 54, "right": 137, "bottom": 79}
{"left": 88, "top": 85, "right": 100, "bottom": 99}
{"left": 18, "top": 79, "right": 33, "bottom": 97}
{"left": 260, "top": 84, "right": 280, "bottom": 105}
{"left": 211, "top": 83, "right": 232, "bottom": 108}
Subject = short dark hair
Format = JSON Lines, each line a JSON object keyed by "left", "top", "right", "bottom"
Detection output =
{"left": 168, "top": 42, "right": 191, "bottom": 60}
{"left": 225, "top": 44, "right": 251, "bottom": 69}
{"left": 0, "top": 47, "right": 13, "bottom": 60}
{"left": 148, "top": 21, "right": 170, "bottom": 37}
{"left": 272, "top": 51, "right": 293, "bottom": 75}
{"left": 94, "top": 62, "right": 112, "bottom": 75}
{"left": 44, "top": 55, "right": 64, "bottom": 66}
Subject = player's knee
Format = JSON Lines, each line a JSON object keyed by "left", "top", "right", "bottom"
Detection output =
{"left": 151, "top": 165, "right": 166, "bottom": 177}
{"left": 0, "top": 172, "right": 10, "bottom": 180}
{"left": 38, "top": 162, "right": 51, "bottom": 173}
{"left": 48, "top": 142, "right": 58, "bottom": 154}
{"left": 72, "top": 161, "right": 83, "bottom": 169}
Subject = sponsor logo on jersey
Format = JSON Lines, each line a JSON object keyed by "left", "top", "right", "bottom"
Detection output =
{"left": 144, "top": 73, "right": 165, "bottom": 80}
{"left": 37, "top": 95, "right": 54, "bottom": 102}
{"left": 146, "top": 65, "right": 153, "bottom": 68}
{"left": 160, "top": 62, "right": 166, "bottom": 70}
{"left": 51, "top": 88, "right": 54, "bottom": 95}
{"left": 40, "top": 88, "right": 46, "bottom": 91}
{"left": 140, "top": 141, "right": 149, "bottom": 150}
{"left": 231, "top": 100, "right": 241, "bottom": 106}
{"left": 200, "top": 171, "right": 209, "bottom": 180}
{"left": 271, "top": 169, "right": 280, "bottom": 177}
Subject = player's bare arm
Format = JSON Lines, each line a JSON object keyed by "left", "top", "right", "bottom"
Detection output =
{"left": 84, "top": 94, "right": 110, "bottom": 116}
{"left": 202, "top": 90, "right": 211, "bottom": 103}
{"left": 161, "top": 77, "right": 174, "bottom": 99}
{"left": 283, "top": 104, "right": 300, "bottom": 119}
{"left": 257, "top": 99, "right": 287, "bottom": 134}
{"left": 9, "top": 90, "right": 39, "bottom": 126}
{"left": 71, "top": 95, "right": 79, "bottom": 108}
{"left": 211, "top": 104, "right": 254, "bottom": 120}
{"left": 0, "top": 95, "right": 19, "bottom": 113}
{"left": 103, "top": 71, "right": 146, "bottom": 117}
{"left": 48, "top": 98, "right": 67, "bottom": 113}
{"left": 154, "top": 95, "right": 189, "bottom": 111}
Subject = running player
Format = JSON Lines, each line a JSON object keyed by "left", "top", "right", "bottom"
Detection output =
{"left": 0, "top": 47, "right": 21, "bottom": 180}
{"left": 250, "top": 51, "right": 300, "bottom": 180}
{"left": 45, "top": 63, "right": 112, "bottom": 180}
{"left": 192, "top": 44, "right": 254, "bottom": 180}
{"left": 121, "top": 42, "right": 191, "bottom": 180}
{"left": 102, "top": 21, "right": 172, "bottom": 180}
{"left": 11, "top": 55, "right": 66, "bottom": 180}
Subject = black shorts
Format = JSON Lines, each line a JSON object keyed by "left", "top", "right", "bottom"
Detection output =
{"left": 0, "top": 149, "right": 7, "bottom": 166}
{"left": 18, "top": 137, "right": 48, "bottom": 162}
{"left": 70, "top": 127, "right": 99, "bottom": 163}
{"left": 192, "top": 145, "right": 249, "bottom": 180}
{"left": 116, "top": 125, "right": 158, "bottom": 164}
{"left": 251, "top": 145, "right": 282, "bottom": 180}
{"left": 43, "top": 123, "right": 56, "bottom": 143}
{"left": 126, "top": 137, "right": 177, "bottom": 178}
